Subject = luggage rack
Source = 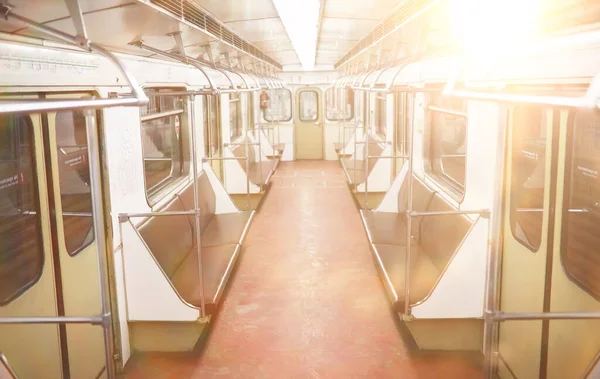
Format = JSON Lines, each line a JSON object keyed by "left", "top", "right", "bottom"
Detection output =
{"left": 0, "top": 2, "right": 152, "bottom": 378}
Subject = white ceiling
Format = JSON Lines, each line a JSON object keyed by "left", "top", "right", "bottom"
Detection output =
{"left": 0, "top": 0, "right": 405, "bottom": 71}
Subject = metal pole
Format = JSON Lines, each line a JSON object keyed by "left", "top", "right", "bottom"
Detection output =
{"left": 483, "top": 108, "right": 508, "bottom": 379}
{"left": 364, "top": 90, "right": 370, "bottom": 210}
{"left": 0, "top": 316, "right": 102, "bottom": 325}
{"left": 244, "top": 124, "right": 251, "bottom": 210}
{"left": 189, "top": 95, "right": 207, "bottom": 318}
{"left": 404, "top": 92, "right": 415, "bottom": 316}
{"left": 84, "top": 110, "right": 115, "bottom": 379}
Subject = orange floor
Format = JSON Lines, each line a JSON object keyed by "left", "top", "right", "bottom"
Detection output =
{"left": 122, "top": 161, "right": 482, "bottom": 378}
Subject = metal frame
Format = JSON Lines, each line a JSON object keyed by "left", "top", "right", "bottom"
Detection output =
{"left": 0, "top": 4, "right": 148, "bottom": 114}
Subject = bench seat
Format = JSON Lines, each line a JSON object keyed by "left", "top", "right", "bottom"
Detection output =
{"left": 137, "top": 171, "right": 253, "bottom": 315}
{"left": 373, "top": 243, "right": 440, "bottom": 305}
{"left": 247, "top": 160, "right": 276, "bottom": 186}
{"left": 171, "top": 244, "right": 240, "bottom": 314}
{"left": 333, "top": 142, "right": 345, "bottom": 151}
{"left": 361, "top": 175, "right": 473, "bottom": 308}
{"left": 340, "top": 135, "right": 385, "bottom": 185}
{"left": 202, "top": 211, "right": 253, "bottom": 248}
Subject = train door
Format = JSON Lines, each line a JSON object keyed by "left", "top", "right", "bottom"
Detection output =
{"left": 295, "top": 88, "right": 323, "bottom": 160}
{"left": 203, "top": 94, "right": 223, "bottom": 179}
{"left": 497, "top": 106, "right": 558, "bottom": 379}
{"left": 0, "top": 93, "right": 108, "bottom": 379}
{"left": 544, "top": 109, "right": 600, "bottom": 378}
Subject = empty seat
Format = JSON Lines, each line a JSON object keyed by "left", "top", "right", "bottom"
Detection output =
{"left": 340, "top": 136, "right": 385, "bottom": 185}
{"left": 137, "top": 171, "right": 253, "bottom": 314}
{"left": 230, "top": 137, "right": 276, "bottom": 187}
{"left": 360, "top": 177, "right": 436, "bottom": 246}
{"left": 360, "top": 175, "right": 474, "bottom": 307}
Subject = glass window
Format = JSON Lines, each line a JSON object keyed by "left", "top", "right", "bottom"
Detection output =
{"left": 299, "top": 91, "right": 319, "bottom": 122}
{"left": 230, "top": 94, "right": 242, "bottom": 141}
{"left": 262, "top": 89, "right": 292, "bottom": 122}
{"left": 140, "top": 88, "right": 188, "bottom": 202}
{"left": 509, "top": 106, "right": 547, "bottom": 251}
{"left": 326, "top": 88, "right": 354, "bottom": 121}
{"left": 375, "top": 95, "right": 387, "bottom": 136}
{"left": 55, "top": 111, "right": 94, "bottom": 256}
{"left": 395, "top": 92, "right": 409, "bottom": 155}
{"left": 562, "top": 112, "right": 600, "bottom": 299}
{"left": 427, "top": 94, "right": 467, "bottom": 194}
{"left": 0, "top": 114, "right": 43, "bottom": 305}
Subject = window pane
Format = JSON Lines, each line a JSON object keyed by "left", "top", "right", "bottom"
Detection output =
{"left": 429, "top": 95, "right": 467, "bottom": 192}
{"left": 230, "top": 94, "right": 242, "bottom": 140}
{"left": 395, "top": 93, "right": 408, "bottom": 154}
{"left": 326, "top": 88, "right": 354, "bottom": 121}
{"left": 562, "top": 112, "right": 600, "bottom": 298}
{"left": 263, "top": 89, "right": 292, "bottom": 122}
{"left": 375, "top": 96, "right": 387, "bottom": 136}
{"left": 141, "top": 89, "right": 187, "bottom": 200}
{"left": 0, "top": 114, "right": 43, "bottom": 305}
{"left": 55, "top": 110, "right": 94, "bottom": 256}
{"left": 510, "top": 106, "right": 546, "bottom": 251}
{"left": 300, "top": 91, "right": 318, "bottom": 121}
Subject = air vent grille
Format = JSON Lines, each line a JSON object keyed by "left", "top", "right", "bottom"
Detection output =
{"left": 147, "top": 0, "right": 281, "bottom": 69}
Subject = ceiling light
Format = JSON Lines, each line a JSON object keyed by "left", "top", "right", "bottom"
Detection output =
{"left": 273, "top": 0, "right": 321, "bottom": 71}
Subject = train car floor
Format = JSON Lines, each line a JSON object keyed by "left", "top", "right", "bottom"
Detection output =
{"left": 122, "top": 161, "right": 482, "bottom": 378}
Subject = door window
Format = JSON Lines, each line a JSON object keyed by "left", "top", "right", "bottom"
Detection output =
{"left": 299, "top": 91, "right": 319, "bottom": 122}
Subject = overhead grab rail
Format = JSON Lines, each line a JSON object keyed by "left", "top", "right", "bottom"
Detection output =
{"left": 0, "top": 3, "right": 148, "bottom": 114}
{"left": 443, "top": 58, "right": 600, "bottom": 109}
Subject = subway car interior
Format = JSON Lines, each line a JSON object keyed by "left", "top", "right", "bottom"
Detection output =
{"left": 1, "top": 0, "right": 600, "bottom": 378}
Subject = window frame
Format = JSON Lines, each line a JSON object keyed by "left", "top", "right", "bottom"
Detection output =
{"left": 0, "top": 113, "right": 44, "bottom": 306}
{"left": 140, "top": 87, "right": 190, "bottom": 206}
{"left": 262, "top": 88, "right": 293, "bottom": 122}
{"left": 229, "top": 93, "right": 243, "bottom": 141}
{"left": 374, "top": 94, "right": 387, "bottom": 138}
{"left": 508, "top": 105, "right": 549, "bottom": 253}
{"left": 299, "top": 90, "right": 320, "bottom": 122}
{"left": 53, "top": 108, "right": 96, "bottom": 257}
{"left": 325, "top": 87, "right": 355, "bottom": 121}
{"left": 424, "top": 92, "right": 468, "bottom": 202}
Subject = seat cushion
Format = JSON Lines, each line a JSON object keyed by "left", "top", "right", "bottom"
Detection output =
{"left": 360, "top": 210, "right": 410, "bottom": 245}
{"left": 138, "top": 198, "right": 193, "bottom": 277}
{"left": 171, "top": 244, "right": 240, "bottom": 311}
{"left": 373, "top": 243, "right": 440, "bottom": 304}
{"left": 202, "top": 211, "right": 253, "bottom": 248}
{"left": 345, "top": 167, "right": 367, "bottom": 185}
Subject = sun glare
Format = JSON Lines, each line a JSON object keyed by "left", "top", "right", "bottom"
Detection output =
{"left": 450, "top": 0, "right": 542, "bottom": 56}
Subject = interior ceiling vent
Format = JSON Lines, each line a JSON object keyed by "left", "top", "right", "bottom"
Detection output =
{"left": 147, "top": 0, "right": 282, "bottom": 69}
{"left": 335, "top": 0, "right": 435, "bottom": 69}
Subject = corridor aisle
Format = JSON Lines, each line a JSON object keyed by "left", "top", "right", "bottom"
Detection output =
{"left": 123, "top": 161, "right": 482, "bottom": 378}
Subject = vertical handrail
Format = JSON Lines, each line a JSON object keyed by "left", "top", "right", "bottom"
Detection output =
{"left": 364, "top": 90, "right": 371, "bottom": 210}
{"left": 188, "top": 95, "right": 207, "bottom": 318}
{"left": 483, "top": 102, "right": 508, "bottom": 378}
{"left": 83, "top": 110, "right": 116, "bottom": 379}
{"left": 404, "top": 92, "right": 415, "bottom": 316}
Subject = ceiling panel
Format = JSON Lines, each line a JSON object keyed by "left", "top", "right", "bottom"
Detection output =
{"left": 253, "top": 39, "right": 295, "bottom": 53}
{"left": 319, "top": 18, "right": 378, "bottom": 41}
{"left": 317, "top": 38, "right": 357, "bottom": 52}
{"left": 224, "top": 18, "right": 287, "bottom": 42}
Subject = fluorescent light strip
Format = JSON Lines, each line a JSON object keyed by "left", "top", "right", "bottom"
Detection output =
{"left": 273, "top": 0, "right": 321, "bottom": 71}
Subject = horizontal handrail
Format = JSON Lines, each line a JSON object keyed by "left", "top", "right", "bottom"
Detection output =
{"left": 203, "top": 156, "right": 248, "bottom": 162}
{"left": 409, "top": 209, "right": 490, "bottom": 217}
{"left": 0, "top": 5, "right": 148, "bottom": 114}
{"left": 488, "top": 311, "right": 600, "bottom": 321}
{"left": 225, "top": 142, "right": 259, "bottom": 146}
{"left": 118, "top": 210, "right": 196, "bottom": 222}
{"left": 140, "top": 109, "right": 184, "bottom": 122}
{"left": 443, "top": 58, "right": 600, "bottom": 109}
{"left": 427, "top": 106, "right": 467, "bottom": 118}
{"left": 367, "top": 155, "right": 408, "bottom": 159}
{"left": 0, "top": 315, "right": 103, "bottom": 325}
